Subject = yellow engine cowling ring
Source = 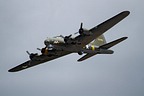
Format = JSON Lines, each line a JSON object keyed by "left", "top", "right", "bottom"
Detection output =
{"left": 41, "top": 48, "right": 48, "bottom": 55}
{"left": 91, "top": 45, "right": 95, "bottom": 51}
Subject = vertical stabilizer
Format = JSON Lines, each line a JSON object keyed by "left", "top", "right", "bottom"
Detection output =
{"left": 89, "top": 34, "right": 106, "bottom": 46}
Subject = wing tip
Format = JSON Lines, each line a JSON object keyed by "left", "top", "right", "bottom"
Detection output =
{"left": 122, "top": 37, "right": 128, "bottom": 40}
{"left": 77, "top": 59, "right": 82, "bottom": 62}
{"left": 121, "top": 11, "right": 130, "bottom": 17}
{"left": 122, "top": 11, "right": 130, "bottom": 14}
{"left": 8, "top": 68, "right": 18, "bottom": 72}
{"left": 8, "top": 69, "right": 11, "bottom": 72}
{"left": 8, "top": 69, "right": 14, "bottom": 72}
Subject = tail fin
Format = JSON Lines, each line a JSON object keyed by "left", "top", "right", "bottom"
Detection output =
{"left": 99, "top": 37, "right": 128, "bottom": 49}
{"left": 90, "top": 34, "right": 106, "bottom": 46}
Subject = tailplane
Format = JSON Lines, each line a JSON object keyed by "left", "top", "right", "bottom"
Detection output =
{"left": 78, "top": 37, "right": 128, "bottom": 62}
{"left": 99, "top": 37, "right": 128, "bottom": 49}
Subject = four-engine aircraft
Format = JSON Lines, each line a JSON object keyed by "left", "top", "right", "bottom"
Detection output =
{"left": 8, "top": 11, "right": 130, "bottom": 72}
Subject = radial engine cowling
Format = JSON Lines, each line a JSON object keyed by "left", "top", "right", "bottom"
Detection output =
{"left": 41, "top": 47, "right": 57, "bottom": 56}
{"left": 79, "top": 23, "right": 92, "bottom": 36}
{"left": 41, "top": 48, "right": 48, "bottom": 55}
{"left": 79, "top": 28, "right": 92, "bottom": 36}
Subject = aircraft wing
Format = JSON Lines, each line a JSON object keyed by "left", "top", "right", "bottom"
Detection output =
{"left": 8, "top": 51, "right": 71, "bottom": 72}
{"left": 77, "top": 11, "right": 130, "bottom": 47}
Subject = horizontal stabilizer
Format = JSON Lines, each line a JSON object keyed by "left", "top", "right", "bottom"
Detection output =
{"left": 99, "top": 37, "right": 128, "bottom": 49}
{"left": 77, "top": 53, "right": 96, "bottom": 62}
{"left": 78, "top": 37, "right": 127, "bottom": 62}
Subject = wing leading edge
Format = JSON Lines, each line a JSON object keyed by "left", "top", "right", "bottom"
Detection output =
{"left": 79, "top": 11, "right": 130, "bottom": 47}
{"left": 8, "top": 52, "right": 71, "bottom": 72}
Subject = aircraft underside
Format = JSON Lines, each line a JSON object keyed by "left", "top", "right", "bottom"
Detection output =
{"left": 8, "top": 11, "right": 130, "bottom": 72}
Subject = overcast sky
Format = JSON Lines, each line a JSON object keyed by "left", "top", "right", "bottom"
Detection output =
{"left": 0, "top": 0, "right": 144, "bottom": 96}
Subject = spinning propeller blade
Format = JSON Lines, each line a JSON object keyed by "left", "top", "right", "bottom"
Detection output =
{"left": 80, "top": 22, "right": 83, "bottom": 29}
{"left": 37, "top": 48, "right": 41, "bottom": 51}
{"left": 26, "top": 51, "right": 30, "bottom": 55}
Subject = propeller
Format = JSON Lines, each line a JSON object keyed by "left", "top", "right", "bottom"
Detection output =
{"left": 64, "top": 34, "right": 72, "bottom": 43}
{"left": 65, "top": 34, "right": 72, "bottom": 38}
{"left": 26, "top": 51, "right": 38, "bottom": 60}
{"left": 79, "top": 22, "right": 83, "bottom": 34}
{"left": 80, "top": 22, "right": 83, "bottom": 29}
{"left": 37, "top": 48, "right": 41, "bottom": 51}
{"left": 59, "top": 35, "right": 65, "bottom": 38}
{"left": 26, "top": 51, "right": 31, "bottom": 55}
{"left": 63, "top": 23, "right": 84, "bottom": 44}
{"left": 74, "top": 23, "right": 84, "bottom": 35}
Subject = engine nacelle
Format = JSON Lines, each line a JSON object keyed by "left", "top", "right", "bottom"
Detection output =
{"left": 79, "top": 23, "right": 92, "bottom": 36}
{"left": 41, "top": 48, "right": 48, "bottom": 55}
{"left": 79, "top": 28, "right": 92, "bottom": 36}
{"left": 41, "top": 47, "right": 57, "bottom": 56}
{"left": 64, "top": 35, "right": 81, "bottom": 44}
{"left": 29, "top": 53, "right": 38, "bottom": 60}
{"left": 64, "top": 38, "right": 76, "bottom": 44}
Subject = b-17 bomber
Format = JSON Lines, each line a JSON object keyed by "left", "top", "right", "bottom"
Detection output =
{"left": 8, "top": 11, "right": 130, "bottom": 72}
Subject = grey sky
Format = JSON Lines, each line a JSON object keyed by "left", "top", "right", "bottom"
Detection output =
{"left": 0, "top": 0, "right": 144, "bottom": 96}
